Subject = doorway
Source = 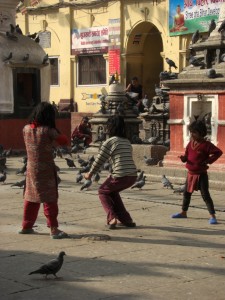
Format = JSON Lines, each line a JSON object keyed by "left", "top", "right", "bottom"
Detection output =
{"left": 126, "top": 21, "right": 163, "bottom": 101}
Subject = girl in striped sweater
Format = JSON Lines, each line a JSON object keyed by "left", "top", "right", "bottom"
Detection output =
{"left": 85, "top": 115, "right": 137, "bottom": 229}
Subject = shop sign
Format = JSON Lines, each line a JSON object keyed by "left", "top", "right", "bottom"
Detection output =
{"left": 71, "top": 26, "right": 109, "bottom": 54}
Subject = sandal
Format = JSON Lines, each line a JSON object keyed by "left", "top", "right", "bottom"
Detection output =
{"left": 18, "top": 228, "right": 35, "bottom": 234}
{"left": 51, "top": 230, "right": 69, "bottom": 239}
{"left": 106, "top": 218, "right": 117, "bottom": 229}
{"left": 171, "top": 213, "right": 187, "bottom": 219}
{"left": 209, "top": 217, "right": 218, "bottom": 225}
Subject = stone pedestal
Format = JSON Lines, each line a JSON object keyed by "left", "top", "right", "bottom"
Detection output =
{"left": 162, "top": 3, "right": 225, "bottom": 171}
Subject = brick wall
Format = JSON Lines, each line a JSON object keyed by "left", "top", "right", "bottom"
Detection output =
{"left": 0, "top": 117, "right": 71, "bottom": 151}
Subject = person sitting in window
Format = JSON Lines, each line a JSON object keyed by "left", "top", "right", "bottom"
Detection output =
{"left": 126, "top": 76, "right": 145, "bottom": 113}
{"left": 71, "top": 116, "right": 92, "bottom": 147}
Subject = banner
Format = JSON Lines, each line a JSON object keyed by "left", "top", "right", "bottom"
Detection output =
{"left": 71, "top": 26, "right": 109, "bottom": 54}
{"left": 169, "top": 0, "right": 222, "bottom": 36}
{"left": 108, "top": 18, "right": 121, "bottom": 75}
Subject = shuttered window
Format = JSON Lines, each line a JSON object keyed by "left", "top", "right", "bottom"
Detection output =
{"left": 78, "top": 55, "right": 106, "bottom": 85}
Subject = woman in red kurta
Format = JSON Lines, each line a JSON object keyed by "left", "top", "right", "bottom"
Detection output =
{"left": 172, "top": 120, "right": 223, "bottom": 225}
{"left": 19, "top": 102, "right": 69, "bottom": 239}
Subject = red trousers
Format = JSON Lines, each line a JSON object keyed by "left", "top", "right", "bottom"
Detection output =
{"left": 22, "top": 200, "right": 59, "bottom": 229}
{"left": 98, "top": 175, "right": 137, "bottom": 224}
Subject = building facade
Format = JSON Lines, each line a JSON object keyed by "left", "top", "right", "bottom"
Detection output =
{"left": 16, "top": 0, "right": 190, "bottom": 113}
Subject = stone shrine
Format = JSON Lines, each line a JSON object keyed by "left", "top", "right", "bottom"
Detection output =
{"left": 89, "top": 81, "right": 142, "bottom": 147}
{"left": 162, "top": 3, "right": 225, "bottom": 170}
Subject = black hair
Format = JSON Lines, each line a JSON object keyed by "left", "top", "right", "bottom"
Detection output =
{"left": 132, "top": 76, "right": 138, "bottom": 81}
{"left": 82, "top": 116, "right": 89, "bottom": 122}
{"left": 188, "top": 120, "right": 207, "bottom": 137}
{"left": 107, "top": 115, "right": 127, "bottom": 138}
{"left": 29, "top": 102, "right": 58, "bottom": 131}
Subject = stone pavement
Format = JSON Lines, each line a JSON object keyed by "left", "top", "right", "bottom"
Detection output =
{"left": 1, "top": 156, "right": 225, "bottom": 300}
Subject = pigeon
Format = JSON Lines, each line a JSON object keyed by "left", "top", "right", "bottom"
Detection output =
{"left": 165, "top": 58, "right": 177, "bottom": 69}
{"left": 161, "top": 175, "right": 173, "bottom": 189}
{"left": 27, "top": 32, "right": 38, "bottom": 39}
{"left": 29, "top": 251, "right": 66, "bottom": 278}
{"left": 10, "top": 24, "right": 15, "bottom": 33}
{"left": 189, "top": 55, "right": 204, "bottom": 67}
{"left": 42, "top": 54, "right": 49, "bottom": 64}
{"left": 131, "top": 176, "right": 146, "bottom": 189}
{"left": 56, "top": 148, "right": 63, "bottom": 158}
{"left": 15, "top": 24, "right": 23, "bottom": 35}
{"left": 11, "top": 178, "right": 26, "bottom": 188}
{"left": 80, "top": 179, "right": 92, "bottom": 190}
{"left": 23, "top": 54, "right": 29, "bottom": 61}
{"left": 80, "top": 164, "right": 91, "bottom": 173}
{"left": 6, "top": 31, "right": 18, "bottom": 41}
{"left": 71, "top": 144, "right": 79, "bottom": 154}
{"left": 146, "top": 136, "right": 159, "bottom": 145}
{"left": 76, "top": 171, "right": 83, "bottom": 183}
{"left": 144, "top": 156, "right": 158, "bottom": 166}
{"left": 218, "top": 19, "right": 225, "bottom": 33}
{"left": 136, "top": 170, "right": 144, "bottom": 182}
{"left": 116, "top": 102, "right": 125, "bottom": 115}
{"left": 57, "top": 174, "right": 61, "bottom": 185}
{"left": 173, "top": 184, "right": 186, "bottom": 194}
{"left": 4, "top": 148, "right": 12, "bottom": 157}
{"left": 206, "top": 68, "right": 216, "bottom": 79}
{"left": 0, "top": 171, "right": 7, "bottom": 184}
{"left": 77, "top": 155, "right": 86, "bottom": 165}
{"left": 16, "top": 163, "right": 27, "bottom": 175}
{"left": 208, "top": 19, "right": 216, "bottom": 37}
{"left": 65, "top": 158, "right": 76, "bottom": 168}
{"left": 3, "top": 52, "right": 13, "bottom": 62}
{"left": 59, "top": 147, "right": 72, "bottom": 157}
{"left": 191, "top": 30, "right": 200, "bottom": 44}
{"left": 93, "top": 172, "right": 100, "bottom": 183}
{"left": 109, "top": 74, "right": 115, "bottom": 85}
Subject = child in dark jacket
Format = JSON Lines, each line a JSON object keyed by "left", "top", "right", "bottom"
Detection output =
{"left": 172, "top": 120, "right": 223, "bottom": 224}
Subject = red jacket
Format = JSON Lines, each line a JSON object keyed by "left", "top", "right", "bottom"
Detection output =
{"left": 183, "top": 140, "right": 222, "bottom": 173}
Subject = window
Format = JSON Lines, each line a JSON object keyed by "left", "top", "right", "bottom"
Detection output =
{"left": 78, "top": 55, "right": 106, "bottom": 85}
{"left": 49, "top": 57, "right": 59, "bottom": 86}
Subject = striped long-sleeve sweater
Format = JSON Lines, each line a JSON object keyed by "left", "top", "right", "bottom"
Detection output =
{"left": 89, "top": 136, "right": 137, "bottom": 178}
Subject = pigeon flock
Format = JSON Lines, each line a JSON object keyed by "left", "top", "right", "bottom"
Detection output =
{"left": 0, "top": 143, "right": 185, "bottom": 195}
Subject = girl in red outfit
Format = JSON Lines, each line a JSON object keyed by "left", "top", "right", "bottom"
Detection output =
{"left": 19, "top": 102, "right": 69, "bottom": 239}
{"left": 172, "top": 120, "right": 223, "bottom": 224}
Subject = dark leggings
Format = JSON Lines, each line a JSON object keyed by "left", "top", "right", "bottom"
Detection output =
{"left": 182, "top": 173, "right": 215, "bottom": 215}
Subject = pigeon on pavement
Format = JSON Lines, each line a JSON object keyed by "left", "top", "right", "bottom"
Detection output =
{"left": 161, "top": 175, "right": 173, "bottom": 189}
{"left": 16, "top": 163, "right": 27, "bottom": 175}
{"left": 173, "top": 184, "right": 186, "bottom": 194}
{"left": 11, "top": 179, "right": 26, "bottom": 188}
{"left": 131, "top": 176, "right": 146, "bottom": 189}
{"left": 76, "top": 171, "right": 83, "bottom": 183}
{"left": 28, "top": 251, "right": 66, "bottom": 278}
{"left": 144, "top": 156, "right": 158, "bottom": 166}
{"left": 0, "top": 171, "right": 7, "bottom": 184}
{"left": 136, "top": 170, "right": 144, "bottom": 182}
{"left": 80, "top": 179, "right": 92, "bottom": 190}
{"left": 65, "top": 158, "right": 76, "bottom": 168}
